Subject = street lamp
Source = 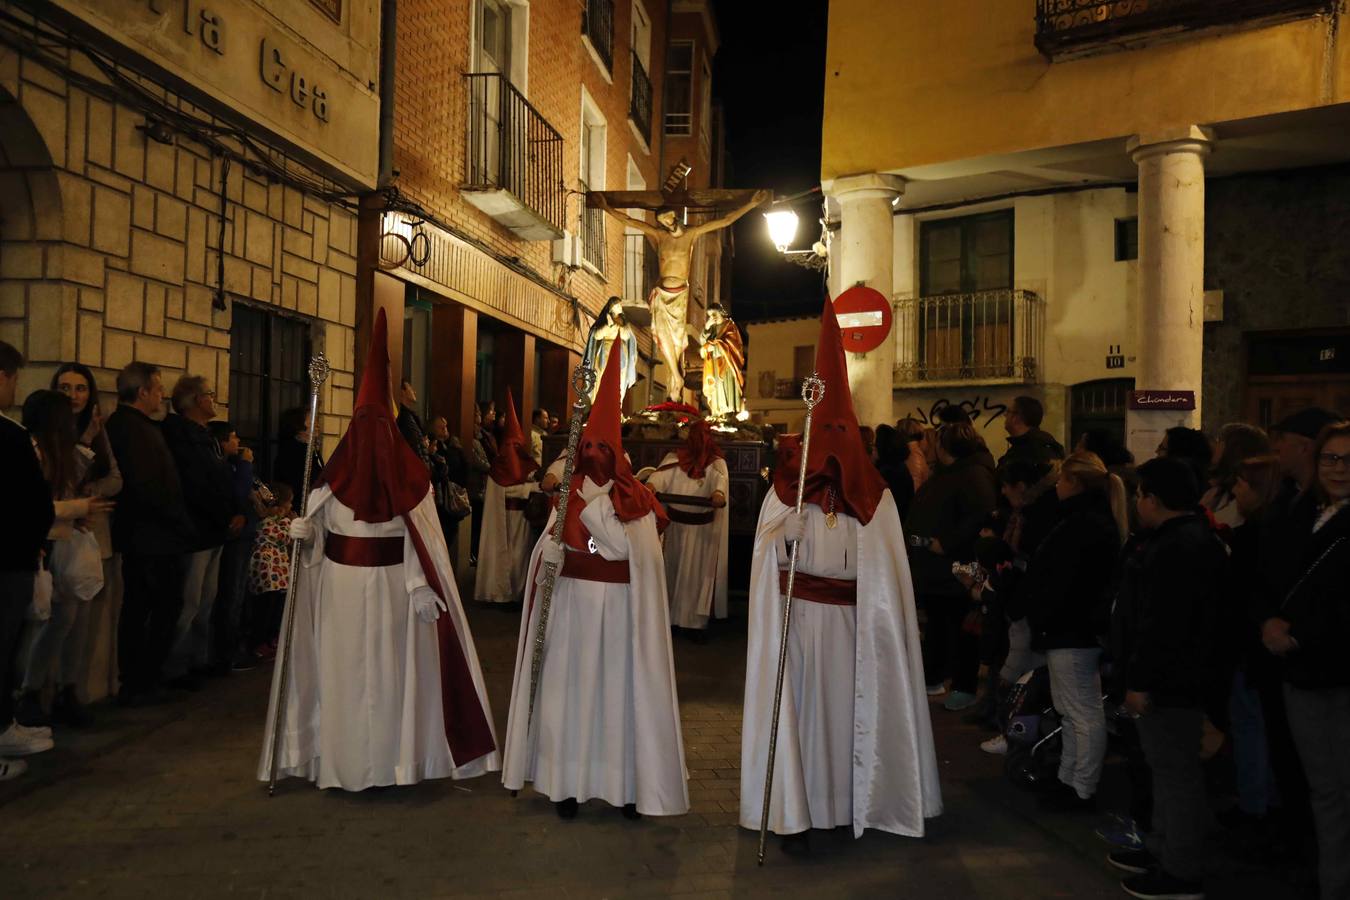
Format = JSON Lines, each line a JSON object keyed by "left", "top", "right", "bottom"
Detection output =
{"left": 763, "top": 188, "right": 828, "bottom": 270}
{"left": 764, "top": 208, "right": 800, "bottom": 253}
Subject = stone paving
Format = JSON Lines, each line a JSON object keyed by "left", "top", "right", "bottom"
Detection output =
{"left": 0, "top": 589, "right": 1298, "bottom": 899}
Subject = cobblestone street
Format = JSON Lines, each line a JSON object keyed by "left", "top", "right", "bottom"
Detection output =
{"left": 0, "top": 590, "right": 1286, "bottom": 899}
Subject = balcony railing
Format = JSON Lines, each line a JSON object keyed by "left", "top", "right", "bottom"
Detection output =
{"left": 579, "top": 179, "right": 606, "bottom": 272}
{"left": 623, "top": 232, "right": 657, "bottom": 303}
{"left": 582, "top": 0, "right": 615, "bottom": 71}
{"left": 463, "top": 73, "right": 565, "bottom": 239}
{"left": 895, "top": 289, "right": 1044, "bottom": 384}
{"left": 1035, "top": 0, "right": 1333, "bottom": 58}
{"left": 629, "top": 51, "right": 653, "bottom": 145}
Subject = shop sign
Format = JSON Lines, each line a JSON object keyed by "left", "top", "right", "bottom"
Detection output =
{"left": 1128, "top": 390, "right": 1196, "bottom": 411}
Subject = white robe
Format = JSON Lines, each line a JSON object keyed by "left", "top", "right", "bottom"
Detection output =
{"left": 646, "top": 453, "right": 729, "bottom": 629}
{"left": 258, "top": 485, "right": 500, "bottom": 791}
{"left": 740, "top": 490, "right": 942, "bottom": 837}
{"left": 502, "top": 489, "right": 689, "bottom": 815}
{"left": 474, "top": 477, "right": 534, "bottom": 603}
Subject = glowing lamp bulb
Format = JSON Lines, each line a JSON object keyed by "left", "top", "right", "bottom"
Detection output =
{"left": 764, "top": 209, "right": 799, "bottom": 253}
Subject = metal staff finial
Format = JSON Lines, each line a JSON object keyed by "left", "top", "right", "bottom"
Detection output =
{"left": 757, "top": 371, "right": 825, "bottom": 864}
{"left": 267, "top": 351, "right": 329, "bottom": 796}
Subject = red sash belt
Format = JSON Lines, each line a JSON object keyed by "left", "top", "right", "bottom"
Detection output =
{"left": 666, "top": 506, "right": 716, "bottom": 526}
{"left": 778, "top": 569, "right": 857, "bottom": 606}
{"left": 504, "top": 497, "right": 529, "bottom": 511}
{"left": 325, "top": 532, "right": 403, "bottom": 567}
{"left": 561, "top": 550, "right": 630, "bottom": 584}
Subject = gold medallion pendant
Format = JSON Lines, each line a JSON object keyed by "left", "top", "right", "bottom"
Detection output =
{"left": 825, "top": 511, "right": 838, "bottom": 530}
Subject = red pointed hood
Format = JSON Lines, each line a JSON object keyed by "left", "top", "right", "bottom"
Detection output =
{"left": 773, "top": 299, "right": 886, "bottom": 525}
{"left": 561, "top": 346, "right": 664, "bottom": 548}
{"left": 678, "top": 419, "right": 724, "bottom": 479}
{"left": 489, "top": 387, "right": 536, "bottom": 486}
{"left": 319, "top": 308, "right": 430, "bottom": 522}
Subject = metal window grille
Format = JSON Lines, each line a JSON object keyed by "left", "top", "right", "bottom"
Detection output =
{"left": 895, "top": 289, "right": 1044, "bottom": 384}
{"left": 629, "top": 50, "right": 653, "bottom": 145}
{"left": 623, "top": 232, "right": 657, "bottom": 302}
{"left": 463, "top": 73, "right": 566, "bottom": 234}
{"left": 582, "top": 0, "right": 615, "bottom": 71}
{"left": 228, "top": 304, "right": 313, "bottom": 482}
{"left": 579, "top": 178, "right": 606, "bottom": 272}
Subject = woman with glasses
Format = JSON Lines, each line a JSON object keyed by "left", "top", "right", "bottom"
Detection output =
{"left": 1261, "top": 422, "right": 1350, "bottom": 900}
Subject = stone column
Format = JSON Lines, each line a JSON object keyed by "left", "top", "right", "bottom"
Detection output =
{"left": 828, "top": 173, "right": 906, "bottom": 428}
{"left": 1125, "top": 126, "right": 1213, "bottom": 461}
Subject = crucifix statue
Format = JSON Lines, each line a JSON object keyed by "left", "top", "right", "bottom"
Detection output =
{"left": 589, "top": 162, "right": 769, "bottom": 400}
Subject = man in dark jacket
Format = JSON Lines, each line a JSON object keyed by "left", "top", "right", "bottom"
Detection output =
{"left": 396, "top": 378, "right": 433, "bottom": 469}
{"left": 0, "top": 341, "right": 56, "bottom": 770}
{"left": 998, "top": 396, "right": 1064, "bottom": 470}
{"left": 906, "top": 421, "right": 997, "bottom": 706}
{"left": 162, "top": 375, "right": 240, "bottom": 688}
{"left": 1109, "top": 458, "right": 1228, "bottom": 900}
{"left": 106, "top": 362, "right": 194, "bottom": 706}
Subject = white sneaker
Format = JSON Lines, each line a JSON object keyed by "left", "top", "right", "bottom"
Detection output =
{"left": 980, "top": 735, "right": 1008, "bottom": 755}
{"left": 0, "top": 757, "right": 27, "bottom": 781}
{"left": 0, "top": 723, "right": 54, "bottom": 756}
{"left": 15, "top": 722, "right": 52, "bottom": 740}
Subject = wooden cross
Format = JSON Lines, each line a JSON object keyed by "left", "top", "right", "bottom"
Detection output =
{"left": 586, "top": 159, "right": 763, "bottom": 215}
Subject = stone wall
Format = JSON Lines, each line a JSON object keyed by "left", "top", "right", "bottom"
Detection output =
{"left": 1203, "top": 165, "right": 1350, "bottom": 430}
{"left": 0, "top": 45, "right": 359, "bottom": 455}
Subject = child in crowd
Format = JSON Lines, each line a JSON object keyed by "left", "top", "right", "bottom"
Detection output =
{"left": 247, "top": 483, "right": 294, "bottom": 661}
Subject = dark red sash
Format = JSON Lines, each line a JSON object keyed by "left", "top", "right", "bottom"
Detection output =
{"left": 561, "top": 550, "right": 630, "bottom": 584}
{"left": 666, "top": 506, "right": 715, "bottom": 526}
{"left": 324, "top": 533, "right": 403, "bottom": 567}
{"left": 778, "top": 569, "right": 857, "bottom": 606}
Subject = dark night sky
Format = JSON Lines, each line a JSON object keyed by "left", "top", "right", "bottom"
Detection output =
{"left": 711, "top": 0, "right": 829, "bottom": 323}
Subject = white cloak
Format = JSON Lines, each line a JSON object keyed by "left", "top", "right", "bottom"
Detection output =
{"left": 501, "top": 490, "right": 689, "bottom": 815}
{"left": 258, "top": 485, "right": 500, "bottom": 791}
{"left": 646, "top": 453, "right": 729, "bottom": 629}
{"left": 474, "top": 477, "right": 533, "bottom": 603}
{"left": 740, "top": 489, "right": 942, "bottom": 837}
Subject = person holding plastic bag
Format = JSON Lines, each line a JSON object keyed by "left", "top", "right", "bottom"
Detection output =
{"left": 14, "top": 390, "right": 114, "bottom": 732}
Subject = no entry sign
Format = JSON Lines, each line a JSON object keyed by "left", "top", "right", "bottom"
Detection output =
{"left": 833, "top": 286, "right": 892, "bottom": 354}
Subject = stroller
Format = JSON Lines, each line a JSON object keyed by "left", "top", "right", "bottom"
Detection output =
{"left": 1001, "top": 665, "right": 1062, "bottom": 790}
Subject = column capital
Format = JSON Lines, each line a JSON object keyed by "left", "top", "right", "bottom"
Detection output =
{"left": 826, "top": 172, "right": 906, "bottom": 203}
{"left": 1127, "top": 125, "right": 1215, "bottom": 163}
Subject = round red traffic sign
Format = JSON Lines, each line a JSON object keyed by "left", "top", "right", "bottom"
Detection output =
{"left": 832, "top": 285, "right": 892, "bottom": 354}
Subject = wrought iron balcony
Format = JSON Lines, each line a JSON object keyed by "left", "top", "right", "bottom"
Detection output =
{"left": 582, "top": 0, "right": 615, "bottom": 72}
{"left": 1035, "top": 0, "right": 1334, "bottom": 58}
{"left": 462, "top": 73, "right": 565, "bottom": 240}
{"left": 623, "top": 232, "right": 657, "bottom": 303}
{"left": 579, "top": 179, "right": 606, "bottom": 273}
{"left": 895, "top": 289, "right": 1044, "bottom": 385}
{"left": 629, "top": 51, "right": 653, "bottom": 145}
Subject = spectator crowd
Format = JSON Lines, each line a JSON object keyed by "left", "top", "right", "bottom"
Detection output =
{"left": 2, "top": 333, "right": 1346, "bottom": 900}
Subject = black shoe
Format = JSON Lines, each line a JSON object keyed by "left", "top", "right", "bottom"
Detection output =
{"left": 555, "top": 798, "right": 578, "bottom": 820}
{"left": 53, "top": 685, "right": 92, "bottom": 727}
{"left": 780, "top": 832, "right": 811, "bottom": 857}
{"left": 621, "top": 803, "right": 641, "bottom": 820}
{"left": 1120, "top": 870, "right": 1204, "bottom": 900}
{"left": 14, "top": 691, "right": 48, "bottom": 728}
{"left": 1039, "top": 783, "right": 1096, "bottom": 812}
{"left": 1108, "top": 849, "right": 1159, "bottom": 875}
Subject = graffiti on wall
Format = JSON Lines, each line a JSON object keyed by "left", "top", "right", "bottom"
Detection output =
{"left": 907, "top": 396, "right": 1009, "bottom": 430}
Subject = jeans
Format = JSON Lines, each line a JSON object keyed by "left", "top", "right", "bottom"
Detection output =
{"left": 167, "top": 545, "right": 223, "bottom": 677}
{"left": 211, "top": 538, "right": 251, "bottom": 666}
{"left": 1047, "top": 647, "right": 1106, "bottom": 799}
{"left": 1230, "top": 669, "right": 1278, "bottom": 817}
{"left": 1284, "top": 684, "right": 1350, "bottom": 900}
{"left": 22, "top": 592, "right": 84, "bottom": 691}
{"left": 0, "top": 571, "right": 35, "bottom": 726}
{"left": 118, "top": 553, "right": 185, "bottom": 693}
{"left": 1137, "top": 705, "right": 1208, "bottom": 883}
{"left": 1000, "top": 618, "right": 1045, "bottom": 683}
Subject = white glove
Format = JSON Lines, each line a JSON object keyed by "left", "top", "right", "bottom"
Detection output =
{"left": 288, "top": 517, "right": 315, "bottom": 543}
{"left": 536, "top": 540, "right": 565, "bottom": 585}
{"left": 412, "top": 587, "right": 448, "bottom": 623}
{"left": 782, "top": 510, "right": 807, "bottom": 545}
{"left": 578, "top": 476, "right": 611, "bottom": 504}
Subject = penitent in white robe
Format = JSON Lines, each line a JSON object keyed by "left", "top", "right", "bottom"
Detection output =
{"left": 474, "top": 477, "right": 534, "bottom": 603}
{"left": 501, "top": 489, "right": 689, "bottom": 815}
{"left": 258, "top": 485, "right": 500, "bottom": 791}
{"left": 740, "top": 490, "right": 942, "bottom": 837}
{"left": 646, "top": 453, "right": 729, "bottom": 630}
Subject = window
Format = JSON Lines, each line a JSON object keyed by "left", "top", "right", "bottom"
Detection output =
{"left": 228, "top": 304, "right": 313, "bottom": 483}
{"left": 1115, "top": 217, "right": 1138, "bottom": 261}
{"left": 699, "top": 56, "right": 712, "bottom": 156}
{"left": 631, "top": 0, "right": 651, "bottom": 70}
{"left": 475, "top": 0, "right": 511, "bottom": 76}
{"left": 579, "top": 92, "right": 607, "bottom": 272}
{"left": 919, "top": 210, "right": 1013, "bottom": 296}
{"left": 582, "top": 0, "right": 615, "bottom": 72}
{"left": 664, "top": 41, "right": 694, "bottom": 136}
{"left": 792, "top": 345, "right": 814, "bottom": 383}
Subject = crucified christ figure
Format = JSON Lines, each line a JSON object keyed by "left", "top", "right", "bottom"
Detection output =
{"left": 595, "top": 189, "right": 770, "bottom": 400}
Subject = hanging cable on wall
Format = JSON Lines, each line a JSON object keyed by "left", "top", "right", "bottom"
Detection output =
{"left": 213, "top": 153, "right": 231, "bottom": 311}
